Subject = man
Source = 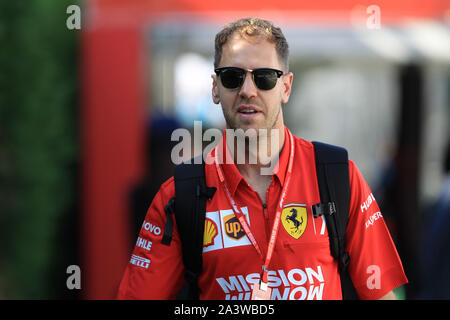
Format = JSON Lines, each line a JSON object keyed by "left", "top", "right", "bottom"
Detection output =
{"left": 117, "top": 17, "right": 407, "bottom": 300}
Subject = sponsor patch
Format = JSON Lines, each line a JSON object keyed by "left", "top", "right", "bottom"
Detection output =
{"left": 130, "top": 254, "right": 150, "bottom": 269}
{"left": 281, "top": 204, "right": 307, "bottom": 239}
{"left": 365, "top": 211, "right": 383, "bottom": 229}
{"left": 204, "top": 218, "right": 219, "bottom": 247}
{"left": 203, "top": 207, "right": 251, "bottom": 253}
{"left": 220, "top": 208, "right": 251, "bottom": 248}
{"left": 141, "top": 220, "right": 162, "bottom": 236}
{"left": 216, "top": 266, "right": 325, "bottom": 300}
{"left": 360, "top": 193, "right": 376, "bottom": 213}
{"left": 135, "top": 237, "right": 152, "bottom": 251}
{"left": 224, "top": 214, "right": 246, "bottom": 240}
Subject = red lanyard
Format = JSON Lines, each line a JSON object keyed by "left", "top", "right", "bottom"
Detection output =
{"left": 214, "top": 128, "right": 295, "bottom": 284}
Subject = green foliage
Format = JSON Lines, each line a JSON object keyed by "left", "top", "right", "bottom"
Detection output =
{"left": 0, "top": 0, "right": 78, "bottom": 298}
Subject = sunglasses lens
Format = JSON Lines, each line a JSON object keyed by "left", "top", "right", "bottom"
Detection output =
{"left": 254, "top": 70, "right": 278, "bottom": 90}
{"left": 217, "top": 68, "right": 281, "bottom": 90}
{"left": 220, "top": 69, "right": 244, "bottom": 89}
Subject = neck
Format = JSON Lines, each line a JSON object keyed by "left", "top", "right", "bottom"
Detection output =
{"left": 226, "top": 127, "right": 285, "bottom": 180}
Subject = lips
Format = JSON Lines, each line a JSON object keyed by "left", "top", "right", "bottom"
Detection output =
{"left": 236, "top": 105, "right": 262, "bottom": 120}
{"left": 237, "top": 105, "right": 261, "bottom": 115}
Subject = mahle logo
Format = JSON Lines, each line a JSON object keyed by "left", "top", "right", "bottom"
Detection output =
{"left": 224, "top": 214, "right": 246, "bottom": 240}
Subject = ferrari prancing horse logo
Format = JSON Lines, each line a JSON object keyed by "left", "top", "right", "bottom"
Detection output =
{"left": 281, "top": 205, "right": 307, "bottom": 239}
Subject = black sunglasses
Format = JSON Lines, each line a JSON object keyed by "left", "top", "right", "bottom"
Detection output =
{"left": 214, "top": 67, "right": 284, "bottom": 91}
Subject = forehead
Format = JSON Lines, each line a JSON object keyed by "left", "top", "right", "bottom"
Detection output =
{"left": 219, "top": 33, "right": 281, "bottom": 70}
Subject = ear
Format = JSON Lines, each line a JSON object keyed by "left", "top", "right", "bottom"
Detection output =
{"left": 211, "top": 74, "right": 220, "bottom": 104}
{"left": 281, "top": 72, "right": 293, "bottom": 104}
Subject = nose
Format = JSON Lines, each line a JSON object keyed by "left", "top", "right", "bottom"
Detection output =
{"left": 238, "top": 71, "right": 257, "bottom": 99}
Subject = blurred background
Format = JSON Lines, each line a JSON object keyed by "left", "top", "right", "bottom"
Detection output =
{"left": 0, "top": 0, "right": 449, "bottom": 300}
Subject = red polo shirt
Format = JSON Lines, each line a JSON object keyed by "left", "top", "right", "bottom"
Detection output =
{"left": 117, "top": 127, "right": 407, "bottom": 300}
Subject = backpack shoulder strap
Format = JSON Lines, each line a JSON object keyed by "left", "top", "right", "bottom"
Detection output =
{"left": 311, "top": 141, "right": 359, "bottom": 300}
{"left": 166, "top": 156, "right": 216, "bottom": 300}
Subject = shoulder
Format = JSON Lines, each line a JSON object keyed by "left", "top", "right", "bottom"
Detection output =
{"left": 291, "top": 135, "right": 315, "bottom": 162}
{"left": 292, "top": 135, "right": 314, "bottom": 151}
{"left": 292, "top": 135, "right": 352, "bottom": 156}
{"left": 292, "top": 136, "right": 353, "bottom": 163}
{"left": 142, "top": 176, "right": 175, "bottom": 218}
{"left": 292, "top": 136, "right": 361, "bottom": 189}
{"left": 347, "top": 159, "right": 367, "bottom": 190}
{"left": 159, "top": 176, "right": 175, "bottom": 198}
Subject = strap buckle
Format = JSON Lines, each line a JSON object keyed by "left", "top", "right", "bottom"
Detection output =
{"left": 339, "top": 252, "right": 350, "bottom": 272}
{"left": 196, "top": 184, "right": 217, "bottom": 200}
{"left": 184, "top": 269, "right": 198, "bottom": 284}
{"left": 312, "top": 202, "right": 336, "bottom": 218}
{"left": 161, "top": 197, "right": 175, "bottom": 246}
{"left": 164, "top": 197, "right": 175, "bottom": 214}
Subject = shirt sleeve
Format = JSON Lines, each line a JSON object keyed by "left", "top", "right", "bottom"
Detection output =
{"left": 345, "top": 160, "right": 408, "bottom": 300}
{"left": 116, "top": 177, "right": 185, "bottom": 299}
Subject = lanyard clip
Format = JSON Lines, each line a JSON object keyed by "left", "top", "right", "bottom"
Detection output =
{"left": 261, "top": 265, "right": 267, "bottom": 274}
{"left": 260, "top": 265, "right": 269, "bottom": 290}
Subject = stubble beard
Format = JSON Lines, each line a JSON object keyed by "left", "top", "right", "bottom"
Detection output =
{"left": 222, "top": 102, "right": 282, "bottom": 136}
{"left": 222, "top": 102, "right": 283, "bottom": 166}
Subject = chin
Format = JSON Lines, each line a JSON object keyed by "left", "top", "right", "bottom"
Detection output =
{"left": 236, "top": 123, "right": 262, "bottom": 133}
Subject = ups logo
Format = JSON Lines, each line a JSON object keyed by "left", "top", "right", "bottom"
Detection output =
{"left": 223, "top": 214, "right": 245, "bottom": 240}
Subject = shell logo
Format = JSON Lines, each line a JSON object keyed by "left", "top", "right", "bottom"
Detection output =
{"left": 203, "top": 218, "right": 218, "bottom": 247}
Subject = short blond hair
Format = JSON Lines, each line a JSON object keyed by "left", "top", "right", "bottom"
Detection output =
{"left": 214, "top": 17, "right": 289, "bottom": 71}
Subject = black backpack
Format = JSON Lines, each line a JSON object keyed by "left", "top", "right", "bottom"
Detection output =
{"left": 161, "top": 141, "right": 359, "bottom": 300}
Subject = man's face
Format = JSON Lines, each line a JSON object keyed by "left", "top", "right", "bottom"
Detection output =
{"left": 212, "top": 34, "right": 293, "bottom": 133}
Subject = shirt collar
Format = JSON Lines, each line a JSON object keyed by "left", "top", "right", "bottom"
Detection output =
{"left": 215, "top": 126, "right": 291, "bottom": 196}
{"left": 273, "top": 126, "right": 291, "bottom": 187}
